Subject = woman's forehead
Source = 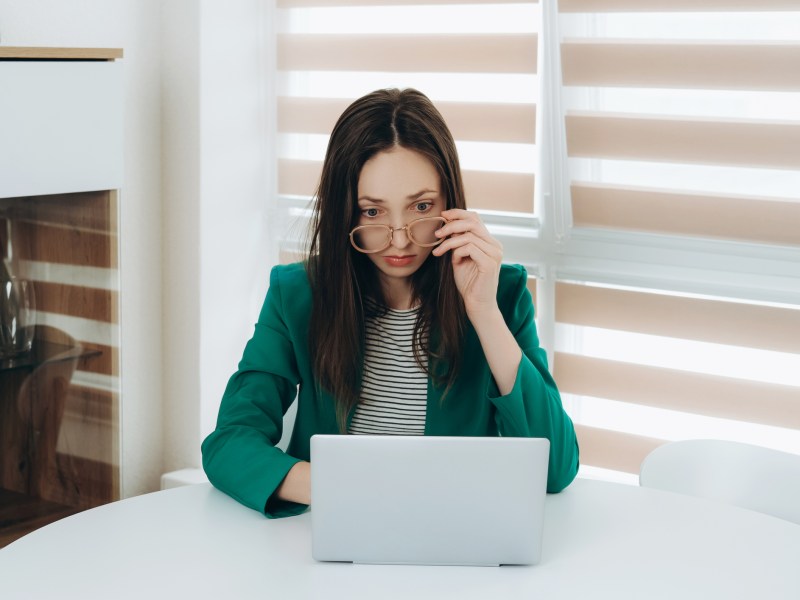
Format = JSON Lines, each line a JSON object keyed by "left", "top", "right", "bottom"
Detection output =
{"left": 357, "top": 147, "right": 440, "bottom": 204}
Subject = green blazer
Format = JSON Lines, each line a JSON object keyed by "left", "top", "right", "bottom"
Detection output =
{"left": 202, "top": 262, "right": 579, "bottom": 518}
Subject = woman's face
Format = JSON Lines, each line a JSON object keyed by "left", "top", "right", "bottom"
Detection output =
{"left": 355, "top": 146, "right": 444, "bottom": 285}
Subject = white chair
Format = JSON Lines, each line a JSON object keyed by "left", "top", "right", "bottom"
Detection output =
{"left": 639, "top": 439, "right": 800, "bottom": 526}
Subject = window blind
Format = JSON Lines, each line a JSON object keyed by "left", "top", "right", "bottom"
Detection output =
{"left": 276, "top": 0, "right": 541, "bottom": 245}
{"left": 553, "top": 2, "right": 800, "bottom": 481}
{"left": 558, "top": 1, "right": 800, "bottom": 246}
{"left": 554, "top": 281, "right": 800, "bottom": 480}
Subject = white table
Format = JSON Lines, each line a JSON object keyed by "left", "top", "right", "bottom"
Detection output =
{"left": 2, "top": 478, "right": 799, "bottom": 599}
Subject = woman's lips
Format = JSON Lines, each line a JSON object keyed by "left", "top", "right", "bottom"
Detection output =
{"left": 383, "top": 255, "right": 416, "bottom": 267}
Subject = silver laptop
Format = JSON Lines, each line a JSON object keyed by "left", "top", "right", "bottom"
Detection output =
{"left": 310, "top": 435, "right": 550, "bottom": 566}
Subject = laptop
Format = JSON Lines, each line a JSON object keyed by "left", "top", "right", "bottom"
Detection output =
{"left": 310, "top": 435, "right": 550, "bottom": 566}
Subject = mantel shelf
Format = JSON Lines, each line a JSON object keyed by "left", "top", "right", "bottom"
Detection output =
{"left": 0, "top": 47, "right": 122, "bottom": 61}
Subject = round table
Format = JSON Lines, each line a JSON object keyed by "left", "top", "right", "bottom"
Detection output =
{"left": 1, "top": 478, "right": 799, "bottom": 599}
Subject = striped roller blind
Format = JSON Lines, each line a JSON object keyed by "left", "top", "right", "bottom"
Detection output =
{"left": 558, "top": 1, "right": 800, "bottom": 246}
{"left": 276, "top": 0, "right": 541, "bottom": 235}
{"left": 553, "top": 281, "right": 800, "bottom": 480}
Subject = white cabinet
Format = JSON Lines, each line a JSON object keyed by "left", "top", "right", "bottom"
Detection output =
{"left": 0, "top": 48, "right": 123, "bottom": 198}
{"left": 0, "top": 47, "right": 123, "bottom": 548}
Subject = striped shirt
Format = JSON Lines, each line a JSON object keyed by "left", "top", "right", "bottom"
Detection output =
{"left": 349, "top": 304, "right": 428, "bottom": 435}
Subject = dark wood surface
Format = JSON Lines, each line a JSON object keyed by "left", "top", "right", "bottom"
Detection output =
{"left": 0, "top": 488, "right": 82, "bottom": 548}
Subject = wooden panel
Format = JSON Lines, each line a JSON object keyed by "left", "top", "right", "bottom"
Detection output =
{"left": 77, "top": 343, "right": 118, "bottom": 377}
{"left": 278, "top": 34, "right": 538, "bottom": 73}
{"left": 56, "top": 386, "right": 118, "bottom": 485}
{"left": 2, "top": 192, "right": 120, "bottom": 380}
{"left": 65, "top": 385, "right": 115, "bottom": 423}
{"left": 566, "top": 112, "right": 800, "bottom": 170}
{"left": 560, "top": 0, "right": 796, "bottom": 11}
{"left": 46, "top": 453, "right": 116, "bottom": 509}
{"left": 279, "top": 97, "right": 537, "bottom": 143}
{"left": 0, "top": 47, "right": 122, "bottom": 60}
{"left": 562, "top": 41, "right": 800, "bottom": 92}
{"left": 32, "top": 282, "right": 117, "bottom": 323}
{"left": 571, "top": 182, "right": 800, "bottom": 246}
{"left": 555, "top": 352, "right": 800, "bottom": 429}
{"left": 279, "top": 159, "right": 535, "bottom": 213}
{"left": 555, "top": 281, "right": 800, "bottom": 353}
{"left": 0, "top": 344, "right": 80, "bottom": 500}
{"left": 575, "top": 424, "right": 664, "bottom": 475}
{"left": 0, "top": 489, "right": 81, "bottom": 549}
{"left": 12, "top": 221, "right": 115, "bottom": 268}
{"left": 1, "top": 191, "right": 115, "bottom": 233}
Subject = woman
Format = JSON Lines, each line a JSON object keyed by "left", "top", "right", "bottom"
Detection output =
{"left": 202, "top": 88, "right": 579, "bottom": 518}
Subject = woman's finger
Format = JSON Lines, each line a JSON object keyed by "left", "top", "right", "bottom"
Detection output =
{"left": 437, "top": 212, "right": 501, "bottom": 250}
{"left": 433, "top": 232, "right": 502, "bottom": 261}
{"left": 449, "top": 242, "right": 497, "bottom": 273}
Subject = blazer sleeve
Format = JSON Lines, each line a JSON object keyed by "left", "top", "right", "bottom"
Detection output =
{"left": 201, "top": 266, "right": 306, "bottom": 518}
{"left": 489, "top": 265, "right": 580, "bottom": 493}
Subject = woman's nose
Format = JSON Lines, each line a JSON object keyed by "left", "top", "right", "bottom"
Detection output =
{"left": 390, "top": 225, "right": 411, "bottom": 249}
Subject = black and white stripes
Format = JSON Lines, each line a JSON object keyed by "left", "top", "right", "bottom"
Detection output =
{"left": 349, "top": 305, "right": 428, "bottom": 435}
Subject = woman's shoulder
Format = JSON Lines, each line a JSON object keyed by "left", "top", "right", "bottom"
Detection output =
{"left": 265, "top": 262, "right": 312, "bottom": 323}
{"left": 498, "top": 263, "right": 529, "bottom": 293}
{"left": 269, "top": 261, "right": 311, "bottom": 290}
{"left": 496, "top": 263, "right": 532, "bottom": 312}
{"left": 269, "top": 262, "right": 311, "bottom": 298}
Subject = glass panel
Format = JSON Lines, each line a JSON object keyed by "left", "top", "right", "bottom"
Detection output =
{"left": 0, "top": 191, "right": 120, "bottom": 548}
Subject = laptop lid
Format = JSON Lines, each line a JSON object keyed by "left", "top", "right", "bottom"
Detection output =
{"left": 310, "top": 435, "right": 550, "bottom": 566}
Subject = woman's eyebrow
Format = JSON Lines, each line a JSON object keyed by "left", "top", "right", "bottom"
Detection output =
{"left": 408, "top": 189, "right": 439, "bottom": 200}
{"left": 357, "top": 189, "right": 438, "bottom": 203}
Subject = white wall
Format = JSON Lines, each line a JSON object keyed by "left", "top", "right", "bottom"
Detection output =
{"left": 161, "top": 0, "right": 274, "bottom": 474}
{"left": 160, "top": 0, "right": 202, "bottom": 479}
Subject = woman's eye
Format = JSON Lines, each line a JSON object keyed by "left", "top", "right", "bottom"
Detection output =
{"left": 415, "top": 202, "right": 432, "bottom": 213}
{"left": 362, "top": 207, "right": 380, "bottom": 218}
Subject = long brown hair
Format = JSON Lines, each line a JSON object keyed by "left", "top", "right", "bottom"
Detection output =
{"left": 307, "top": 88, "right": 467, "bottom": 431}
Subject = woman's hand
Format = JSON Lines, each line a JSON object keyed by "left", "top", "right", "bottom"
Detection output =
{"left": 432, "top": 209, "right": 521, "bottom": 394}
{"left": 432, "top": 209, "right": 503, "bottom": 319}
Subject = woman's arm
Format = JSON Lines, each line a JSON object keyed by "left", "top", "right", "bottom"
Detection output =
{"left": 488, "top": 266, "right": 580, "bottom": 493}
{"left": 433, "top": 208, "right": 521, "bottom": 394}
{"left": 468, "top": 308, "right": 522, "bottom": 396}
{"left": 433, "top": 215, "right": 579, "bottom": 491}
{"left": 201, "top": 265, "right": 309, "bottom": 517}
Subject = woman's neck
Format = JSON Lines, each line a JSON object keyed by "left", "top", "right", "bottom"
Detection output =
{"left": 380, "top": 276, "right": 415, "bottom": 310}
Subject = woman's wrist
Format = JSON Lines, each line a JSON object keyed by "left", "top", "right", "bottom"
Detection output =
{"left": 466, "top": 303, "right": 503, "bottom": 331}
{"left": 469, "top": 308, "right": 522, "bottom": 396}
{"left": 275, "top": 460, "right": 311, "bottom": 505}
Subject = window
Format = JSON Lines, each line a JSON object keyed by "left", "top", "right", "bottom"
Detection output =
{"left": 275, "top": 0, "right": 542, "bottom": 262}
{"left": 268, "top": 0, "right": 800, "bottom": 483}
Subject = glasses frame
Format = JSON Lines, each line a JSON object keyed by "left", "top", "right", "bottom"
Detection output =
{"left": 349, "top": 216, "right": 448, "bottom": 254}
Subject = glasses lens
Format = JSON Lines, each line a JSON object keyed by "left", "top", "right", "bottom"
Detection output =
{"left": 352, "top": 226, "right": 391, "bottom": 252}
{"left": 408, "top": 217, "right": 445, "bottom": 246}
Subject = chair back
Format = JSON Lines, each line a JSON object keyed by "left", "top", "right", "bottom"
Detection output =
{"left": 640, "top": 439, "right": 800, "bottom": 525}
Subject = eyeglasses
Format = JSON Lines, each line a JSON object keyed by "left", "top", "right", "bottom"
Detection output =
{"left": 349, "top": 216, "right": 447, "bottom": 254}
